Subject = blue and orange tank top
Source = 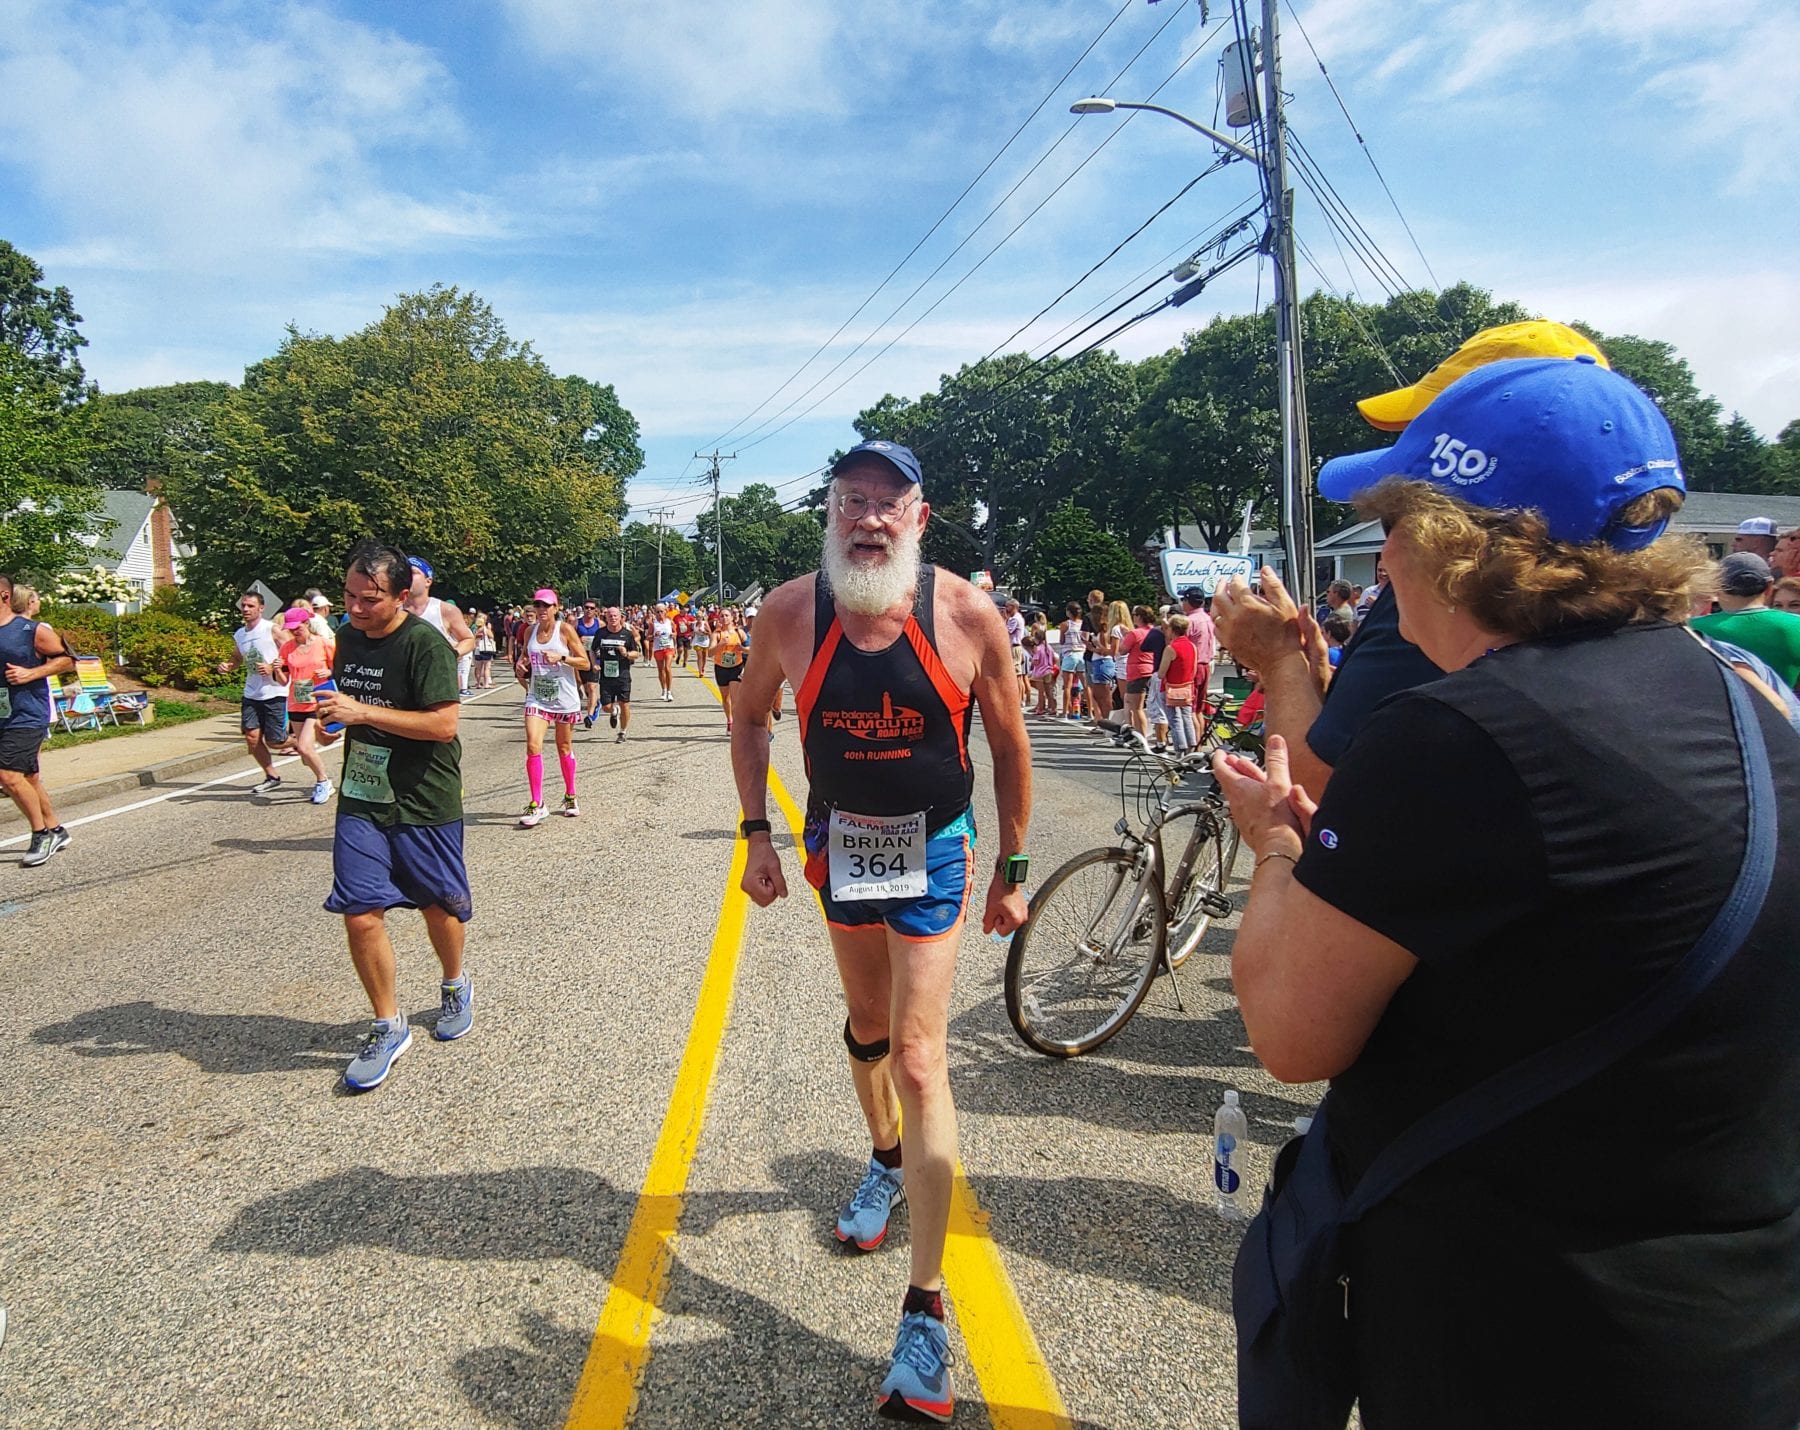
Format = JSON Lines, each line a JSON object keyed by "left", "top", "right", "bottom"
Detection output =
{"left": 794, "top": 567, "right": 973, "bottom": 833}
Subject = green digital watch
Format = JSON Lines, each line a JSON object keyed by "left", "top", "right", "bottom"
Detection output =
{"left": 996, "top": 853, "right": 1029, "bottom": 886}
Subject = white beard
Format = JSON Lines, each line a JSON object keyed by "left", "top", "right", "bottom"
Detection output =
{"left": 823, "top": 521, "right": 923, "bottom": 617}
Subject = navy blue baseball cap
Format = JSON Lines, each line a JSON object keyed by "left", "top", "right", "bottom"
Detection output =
{"left": 1316, "top": 356, "right": 1685, "bottom": 551}
{"left": 408, "top": 555, "right": 435, "bottom": 581}
{"left": 831, "top": 440, "right": 923, "bottom": 485}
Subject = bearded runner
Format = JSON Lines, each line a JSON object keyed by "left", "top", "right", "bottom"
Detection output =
{"left": 729, "top": 439, "right": 1034, "bottom": 1423}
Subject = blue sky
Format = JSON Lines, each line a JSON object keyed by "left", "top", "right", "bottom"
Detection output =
{"left": 2, "top": 0, "right": 1795, "bottom": 534}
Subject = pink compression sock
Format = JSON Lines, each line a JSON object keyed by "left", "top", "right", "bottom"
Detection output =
{"left": 526, "top": 752, "right": 544, "bottom": 804}
{"left": 559, "top": 752, "right": 577, "bottom": 796}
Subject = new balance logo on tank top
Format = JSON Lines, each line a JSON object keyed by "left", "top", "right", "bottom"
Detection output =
{"left": 795, "top": 567, "right": 974, "bottom": 833}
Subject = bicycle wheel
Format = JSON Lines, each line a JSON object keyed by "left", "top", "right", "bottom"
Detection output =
{"left": 1163, "top": 807, "right": 1243, "bottom": 968}
{"left": 1004, "top": 846, "right": 1167, "bottom": 1057}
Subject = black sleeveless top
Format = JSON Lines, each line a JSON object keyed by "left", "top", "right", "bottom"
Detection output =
{"left": 795, "top": 567, "right": 974, "bottom": 833}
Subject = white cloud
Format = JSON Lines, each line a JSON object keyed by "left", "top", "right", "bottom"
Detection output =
{"left": 0, "top": 1, "right": 488, "bottom": 268}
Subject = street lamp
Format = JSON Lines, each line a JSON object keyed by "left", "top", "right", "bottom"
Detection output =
{"left": 1070, "top": 4, "right": 1316, "bottom": 607}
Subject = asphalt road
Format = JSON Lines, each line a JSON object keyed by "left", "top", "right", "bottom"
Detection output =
{"left": 0, "top": 664, "right": 1316, "bottom": 1429}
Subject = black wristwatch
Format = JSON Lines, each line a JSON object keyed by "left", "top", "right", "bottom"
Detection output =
{"left": 739, "top": 818, "right": 773, "bottom": 839}
{"left": 996, "top": 853, "right": 1030, "bottom": 885}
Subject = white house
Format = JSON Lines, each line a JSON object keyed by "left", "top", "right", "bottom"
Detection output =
{"left": 76, "top": 491, "right": 190, "bottom": 607}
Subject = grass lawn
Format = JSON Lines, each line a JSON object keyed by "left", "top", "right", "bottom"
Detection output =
{"left": 44, "top": 698, "right": 223, "bottom": 751}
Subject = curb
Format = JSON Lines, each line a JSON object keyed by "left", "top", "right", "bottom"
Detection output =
{"left": 52, "top": 743, "right": 254, "bottom": 812}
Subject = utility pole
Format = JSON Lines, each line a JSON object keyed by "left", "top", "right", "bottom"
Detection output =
{"left": 617, "top": 540, "right": 626, "bottom": 607}
{"left": 694, "top": 450, "right": 736, "bottom": 599}
{"left": 646, "top": 506, "right": 675, "bottom": 601}
{"left": 1259, "top": 0, "right": 1316, "bottom": 608}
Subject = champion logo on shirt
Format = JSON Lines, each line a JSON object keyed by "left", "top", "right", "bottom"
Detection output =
{"left": 1318, "top": 829, "right": 1339, "bottom": 850}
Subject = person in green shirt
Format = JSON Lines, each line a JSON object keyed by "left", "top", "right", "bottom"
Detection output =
{"left": 318, "top": 541, "right": 472, "bottom": 1092}
{"left": 1692, "top": 552, "right": 1800, "bottom": 689}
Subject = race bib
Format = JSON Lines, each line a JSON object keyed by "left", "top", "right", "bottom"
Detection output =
{"left": 716, "top": 648, "right": 743, "bottom": 668}
{"left": 293, "top": 679, "right": 315, "bottom": 705}
{"left": 531, "top": 671, "right": 562, "bottom": 705}
{"left": 603, "top": 659, "right": 620, "bottom": 679}
{"left": 0, "top": 685, "right": 11, "bottom": 720}
{"left": 827, "top": 809, "right": 927, "bottom": 902}
{"left": 342, "top": 743, "right": 395, "bottom": 804}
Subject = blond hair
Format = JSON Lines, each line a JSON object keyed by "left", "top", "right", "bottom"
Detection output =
{"left": 1357, "top": 479, "right": 1705, "bottom": 643}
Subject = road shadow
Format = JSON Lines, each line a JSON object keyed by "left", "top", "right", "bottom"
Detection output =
{"left": 31, "top": 1000, "right": 364, "bottom": 1076}
{"left": 213, "top": 835, "right": 336, "bottom": 855}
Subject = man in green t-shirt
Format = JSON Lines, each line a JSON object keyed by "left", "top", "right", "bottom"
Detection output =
{"left": 1693, "top": 552, "right": 1800, "bottom": 689}
{"left": 318, "top": 541, "right": 471, "bottom": 1092}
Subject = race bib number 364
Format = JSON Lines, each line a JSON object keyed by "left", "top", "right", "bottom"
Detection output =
{"left": 827, "top": 809, "right": 927, "bottom": 902}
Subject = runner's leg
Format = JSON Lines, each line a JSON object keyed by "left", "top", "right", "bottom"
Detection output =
{"left": 345, "top": 911, "right": 400, "bottom": 1020}
{"left": 829, "top": 924, "right": 901, "bottom": 1151}
{"left": 884, "top": 925, "right": 961, "bottom": 1292}
{"left": 524, "top": 711, "right": 547, "bottom": 807}
{"left": 0, "top": 768, "right": 46, "bottom": 829}
{"left": 421, "top": 903, "right": 466, "bottom": 982}
{"left": 294, "top": 720, "right": 328, "bottom": 785}
{"left": 556, "top": 719, "right": 577, "bottom": 799}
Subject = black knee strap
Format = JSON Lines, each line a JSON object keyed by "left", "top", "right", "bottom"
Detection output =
{"left": 843, "top": 1018, "right": 890, "bottom": 1063}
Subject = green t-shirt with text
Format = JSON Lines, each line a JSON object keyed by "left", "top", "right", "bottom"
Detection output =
{"left": 332, "top": 614, "right": 463, "bottom": 827}
{"left": 1691, "top": 607, "right": 1800, "bottom": 689}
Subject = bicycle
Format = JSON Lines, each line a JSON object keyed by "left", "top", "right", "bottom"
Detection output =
{"left": 1004, "top": 728, "right": 1244, "bottom": 1057}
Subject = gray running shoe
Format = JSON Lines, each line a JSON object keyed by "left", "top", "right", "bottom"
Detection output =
{"left": 251, "top": 775, "right": 282, "bottom": 795}
{"left": 19, "top": 831, "right": 51, "bottom": 868}
{"left": 44, "top": 826, "right": 70, "bottom": 858}
{"left": 344, "top": 1020, "right": 413, "bottom": 1091}
{"left": 433, "top": 976, "right": 473, "bottom": 1041}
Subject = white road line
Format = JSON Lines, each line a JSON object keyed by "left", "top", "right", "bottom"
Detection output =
{"left": 1, "top": 685, "right": 511, "bottom": 850}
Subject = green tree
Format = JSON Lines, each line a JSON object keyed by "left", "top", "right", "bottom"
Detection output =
{"left": 846, "top": 349, "right": 1142, "bottom": 579}
{"left": 0, "top": 239, "right": 89, "bottom": 407}
{"left": 1707, "top": 414, "right": 1776, "bottom": 494}
{"left": 1017, "top": 499, "right": 1153, "bottom": 611}
{"left": 85, "top": 382, "right": 231, "bottom": 491}
{"left": 693, "top": 483, "right": 822, "bottom": 594}
{"left": 0, "top": 344, "right": 108, "bottom": 575}
{"left": 614, "top": 519, "right": 699, "bottom": 604}
{"left": 164, "top": 286, "right": 643, "bottom": 606}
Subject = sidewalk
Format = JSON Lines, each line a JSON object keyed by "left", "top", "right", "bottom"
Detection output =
{"left": 39, "top": 713, "right": 257, "bottom": 811}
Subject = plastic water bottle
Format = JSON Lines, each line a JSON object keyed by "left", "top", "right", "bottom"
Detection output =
{"left": 1214, "top": 1088, "right": 1249, "bottom": 1220}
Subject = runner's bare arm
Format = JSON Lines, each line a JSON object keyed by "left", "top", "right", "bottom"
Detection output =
{"left": 320, "top": 695, "right": 460, "bottom": 743}
{"left": 443, "top": 601, "right": 477, "bottom": 657}
{"left": 19, "top": 621, "right": 76, "bottom": 683}
{"left": 558, "top": 621, "right": 591, "bottom": 670}
{"left": 950, "top": 584, "right": 1032, "bottom": 935}
{"left": 732, "top": 580, "right": 811, "bottom": 906}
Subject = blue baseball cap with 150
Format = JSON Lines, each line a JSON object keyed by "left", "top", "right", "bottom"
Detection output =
{"left": 831, "top": 439, "right": 923, "bottom": 485}
{"left": 1316, "top": 356, "right": 1685, "bottom": 551}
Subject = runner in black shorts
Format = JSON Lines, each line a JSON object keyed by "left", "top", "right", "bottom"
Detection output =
{"left": 575, "top": 601, "right": 604, "bottom": 727}
{"left": 710, "top": 608, "right": 747, "bottom": 734}
{"left": 0, "top": 571, "right": 76, "bottom": 867}
{"left": 592, "top": 605, "right": 639, "bottom": 743}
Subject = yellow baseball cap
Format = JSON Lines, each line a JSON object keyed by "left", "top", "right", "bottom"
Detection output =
{"left": 1355, "top": 320, "right": 1609, "bottom": 432}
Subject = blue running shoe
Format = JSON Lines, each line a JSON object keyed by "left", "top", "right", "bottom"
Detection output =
{"left": 836, "top": 1158, "right": 904, "bottom": 1251}
{"left": 344, "top": 1020, "right": 412, "bottom": 1091}
{"left": 878, "top": 1311, "right": 954, "bottom": 1422}
{"left": 433, "top": 975, "right": 473, "bottom": 1041}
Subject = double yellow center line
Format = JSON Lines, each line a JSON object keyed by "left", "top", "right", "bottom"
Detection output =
{"left": 564, "top": 671, "right": 1069, "bottom": 1428}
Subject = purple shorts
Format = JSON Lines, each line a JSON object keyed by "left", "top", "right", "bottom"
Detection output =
{"left": 324, "top": 816, "right": 473, "bottom": 921}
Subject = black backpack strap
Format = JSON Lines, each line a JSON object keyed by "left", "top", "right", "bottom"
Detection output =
{"left": 811, "top": 572, "right": 836, "bottom": 656}
{"left": 1342, "top": 663, "right": 1777, "bottom": 1221}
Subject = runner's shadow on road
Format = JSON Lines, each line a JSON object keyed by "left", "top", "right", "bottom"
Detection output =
{"left": 213, "top": 835, "right": 336, "bottom": 855}
{"left": 31, "top": 1000, "right": 361, "bottom": 1075}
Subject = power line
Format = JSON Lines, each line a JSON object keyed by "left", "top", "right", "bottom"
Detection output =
{"left": 1286, "top": 134, "right": 1411, "bottom": 297}
{"left": 1279, "top": 0, "right": 1439, "bottom": 289}
{"left": 696, "top": 0, "right": 1145, "bottom": 454}
{"left": 721, "top": 6, "right": 1215, "bottom": 457}
{"left": 725, "top": 18, "right": 1230, "bottom": 458}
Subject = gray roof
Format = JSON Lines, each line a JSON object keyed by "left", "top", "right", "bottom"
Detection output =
{"left": 89, "top": 490, "right": 156, "bottom": 568}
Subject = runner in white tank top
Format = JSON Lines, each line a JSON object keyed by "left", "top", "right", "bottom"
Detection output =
{"left": 516, "top": 589, "right": 589, "bottom": 827}
{"left": 405, "top": 556, "right": 477, "bottom": 697}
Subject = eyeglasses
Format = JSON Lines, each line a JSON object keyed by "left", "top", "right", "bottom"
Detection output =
{"left": 834, "top": 492, "right": 919, "bottom": 524}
